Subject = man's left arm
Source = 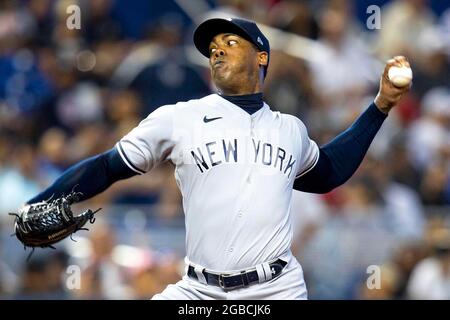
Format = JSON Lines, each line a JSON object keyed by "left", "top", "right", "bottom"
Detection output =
{"left": 294, "top": 56, "right": 411, "bottom": 193}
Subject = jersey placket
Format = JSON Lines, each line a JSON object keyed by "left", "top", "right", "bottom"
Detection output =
{"left": 226, "top": 110, "right": 262, "bottom": 256}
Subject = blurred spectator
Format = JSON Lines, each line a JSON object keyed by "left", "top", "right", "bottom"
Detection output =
{"left": 407, "top": 225, "right": 450, "bottom": 299}
{"left": 307, "top": 4, "right": 380, "bottom": 129}
{"left": 76, "top": 221, "right": 134, "bottom": 299}
{"left": 14, "top": 250, "right": 69, "bottom": 299}
{"left": 36, "top": 127, "right": 69, "bottom": 184}
{"left": 0, "top": 2, "right": 35, "bottom": 51}
{"left": 214, "top": 0, "right": 273, "bottom": 23}
{"left": 411, "top": 26, "right": 450, "bottom": 99}
{"left": 357, "top": 240, "right": 428, "bottom": 300}
{"left": 82, "top": 0, "right": 124, "bottom": 44}
{"left": 407, "top": 87, "right": 450, "bottom": 172}
{"left": 301, "top": 175, "right": 396, "bottom": 299}
{"left": 267, "top": 0, "right": 319, "bottom": 39}
{"left": 103, "top": 162, "right": 182, "bottom": 215}
{"left": 363, "top": 156, "right": 425, "bottom": 239}
{"left": 389, "top": 241, "right": 428, "bottom": 299}
{"left": 376, "top": 0, "right": 437, "bottom": 60}
{"left": 65, "top": 123, "right": 115, "bottom": 162}
{"left": 264, "top": 51, "right": 318, "bottom": 119}
{"left": 385, "top": 135, "right": 421, "bottom": 189}
{"left": 0, "top": 144, "right": 42, "bottom": 215}
{"left": 55, "top": 81, "right": 103, "bottom": 130}
{"left": 357, "top": 264, "right": 400, "bottom": 300}
{"left": 0, "top": 259, "right": 19, "bottom": 297}
{"left": 27, "top": 0, "right": 55, "bottom": 47}
{"left": 130, "top": 259, "right": 182, "bottom": 299}
{"left": 290, "top": 191, "right": 329, "bottom": 258}
{"left": 105, "top": 89, "right": 142, "bottom": 133}
{"left": 419, "top": 160, "right": 450, "bottom": 206}
{"left": 122, "top": 15, "right": 210, "bottom": 114}
{"left": 0, "top": 48, "right": 55, "bottom": 124}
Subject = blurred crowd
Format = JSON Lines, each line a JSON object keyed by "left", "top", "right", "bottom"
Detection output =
{"left": 0, "top": 0, "right": 449, "bottom": 299}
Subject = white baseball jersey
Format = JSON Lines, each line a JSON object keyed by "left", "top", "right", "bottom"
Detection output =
{"left": 117, "top": 93, "right": 319, "bottom": 272}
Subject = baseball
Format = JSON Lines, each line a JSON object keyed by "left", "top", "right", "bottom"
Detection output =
{"left": 388, "top": 65, "right": 413, "bottom": 87}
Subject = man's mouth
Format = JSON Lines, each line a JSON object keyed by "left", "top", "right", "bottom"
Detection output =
{"left": 213, "top": 60, "right": 225, "bottom": 68}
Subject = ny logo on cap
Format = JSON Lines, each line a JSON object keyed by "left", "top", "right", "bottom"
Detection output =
{"left": 257, "top": 36, "right": 263, "bottom": 46}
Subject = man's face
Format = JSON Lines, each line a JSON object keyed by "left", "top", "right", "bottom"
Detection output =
{"left": 208, "top": 33, "right": 267, "bottom": 94}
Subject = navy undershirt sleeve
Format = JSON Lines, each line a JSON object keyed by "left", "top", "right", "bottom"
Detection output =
{"left": 294, "top": 102, "right": 387, "bottom": 194}
{"left": 27, "top": 147, "right": 137, "bottom": 204}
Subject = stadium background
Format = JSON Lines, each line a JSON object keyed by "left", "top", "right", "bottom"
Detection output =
{"left": 0, "top": 0, "right": 449, "bottom": 299}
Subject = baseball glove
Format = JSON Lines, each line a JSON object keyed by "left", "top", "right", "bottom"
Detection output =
{"left": 9, "top": 191, "right": 101, "bottom": 258}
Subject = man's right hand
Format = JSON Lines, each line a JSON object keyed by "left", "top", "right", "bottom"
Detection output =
{"left": 374, "top": 55, "right": 411, "bottom": 114}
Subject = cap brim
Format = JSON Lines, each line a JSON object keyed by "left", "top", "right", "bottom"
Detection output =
{"left": 193, "top": 18, "right": 255, "bottom": 58}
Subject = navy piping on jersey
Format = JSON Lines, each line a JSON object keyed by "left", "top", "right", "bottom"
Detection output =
{"left": 296, "top": 150, "right": 320, "bottom": 178}
{"left": 117, "top": 142, "right": 146, "bottom": 175}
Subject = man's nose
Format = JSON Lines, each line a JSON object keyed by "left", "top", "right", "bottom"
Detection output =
{"left": 214, "top": 48, "right": 225, "bottom": 58}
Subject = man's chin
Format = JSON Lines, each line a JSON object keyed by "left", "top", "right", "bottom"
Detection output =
{"left": 212, "top": 73, "right": 233, "bottom": 89}
{"left": 213, "top": 68, "right": 230, "bottom": 80}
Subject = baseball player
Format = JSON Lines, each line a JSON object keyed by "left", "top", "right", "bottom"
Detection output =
{"left": 22, "top": 18, "right": 410, "bottom": 299}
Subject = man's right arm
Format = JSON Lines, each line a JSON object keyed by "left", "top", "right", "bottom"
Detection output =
{"left": 293, "top": 102, "right": 387, "bottom": 194}
{"left": 27, "top": 147, "right": 137, "bottom": 204}
{"left": 294, "top": 56, "right": 411, "bottom": 194}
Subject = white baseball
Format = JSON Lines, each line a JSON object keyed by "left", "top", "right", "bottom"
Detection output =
{"left": 388, "top": 66, "right": 413, "bottom": 87}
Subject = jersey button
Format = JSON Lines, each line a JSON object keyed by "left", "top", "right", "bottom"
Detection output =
{"left": 237, "top": 211, "right": 243, "bottom": 218}
{"left": 229, "top": 247, "right": 234, "bottom": 253}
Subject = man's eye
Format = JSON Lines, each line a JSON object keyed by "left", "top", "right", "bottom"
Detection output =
{"left": 228, "top": 40, "right": 237, "bottom": 45}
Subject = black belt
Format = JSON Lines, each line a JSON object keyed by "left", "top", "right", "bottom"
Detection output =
{"left": 187, "top": 259, "right": 287, "bottom": 290}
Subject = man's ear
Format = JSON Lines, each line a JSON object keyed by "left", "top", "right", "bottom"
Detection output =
{"left": 258, "top": 51, "right": 268, "bottom": 67}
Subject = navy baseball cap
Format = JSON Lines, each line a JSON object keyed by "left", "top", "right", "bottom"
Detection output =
{"left": 193, "top": 17, "right": 270, "bottom": 76}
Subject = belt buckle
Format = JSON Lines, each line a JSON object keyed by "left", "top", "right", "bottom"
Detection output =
{"left": 218, "top": 273, "right": 245, "bottom": 290}
{"left": 218, "top": 274, "right": 226, "bottom": 289}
